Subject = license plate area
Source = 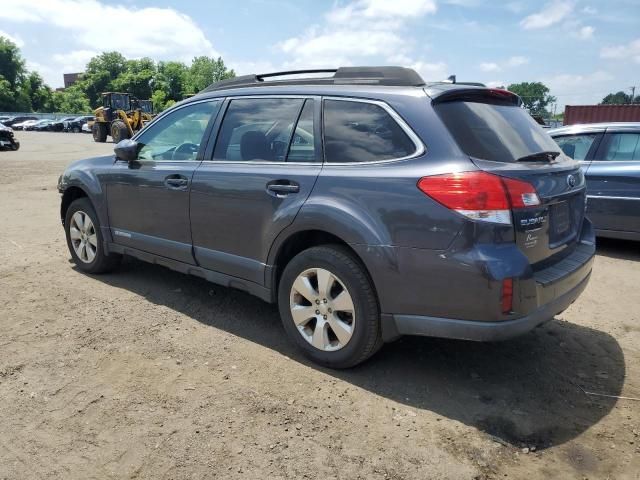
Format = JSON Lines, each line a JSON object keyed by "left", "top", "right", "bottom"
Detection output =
{"left": 549, "top": 200, "right": 577, "bottom": 248}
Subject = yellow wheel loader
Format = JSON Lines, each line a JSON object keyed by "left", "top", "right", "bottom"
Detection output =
{"left": 92, "top": 92, "right": 155, "bottom": 143}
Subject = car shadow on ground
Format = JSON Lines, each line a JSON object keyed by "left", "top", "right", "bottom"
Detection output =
{"left": 88, "top": 257, "right": 625, "bottom": 451}
{"left": 595, "top": 237, "right": 640, "bottom": 262}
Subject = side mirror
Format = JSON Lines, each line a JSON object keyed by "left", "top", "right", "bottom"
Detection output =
{"left": 114, "top": 139, "right": 139, "bottom": 162}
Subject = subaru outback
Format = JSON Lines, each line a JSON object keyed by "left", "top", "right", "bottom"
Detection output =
{"left": 58, "top": 67, "right": 595, "bottom": 368}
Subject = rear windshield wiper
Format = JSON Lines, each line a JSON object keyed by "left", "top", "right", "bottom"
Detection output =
{"left": 516, "top": 151, "right": 560, "bottom": 162}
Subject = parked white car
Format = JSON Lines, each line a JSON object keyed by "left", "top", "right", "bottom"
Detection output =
{"left": 81, "top": 122, "right": 91, "bottom": 133}
{"left": 12, "top": 119, "right": 39, "bottom": 130}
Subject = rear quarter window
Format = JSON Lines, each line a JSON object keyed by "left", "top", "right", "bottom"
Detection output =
{"left": 323, "top": 99, "right": 416, "bottom": 163}
{"left": 552, "top": 133, "right": 598, "bottom": 160}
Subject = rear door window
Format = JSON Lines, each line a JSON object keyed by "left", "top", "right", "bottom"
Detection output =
{"left": 601, "top": 133, "right": 640, "bottom": 161}
{"left": 553, "top": 134, "right": 598, "bottom": 160}
{"left": 435, "top": 101, "right": 561, "bottom": 162}
{"left": 322, "top": 99, "right": 416, "bottom": 163}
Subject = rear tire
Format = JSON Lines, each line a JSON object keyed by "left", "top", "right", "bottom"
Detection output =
{"left": 278, "top": 245, "right": 382, "bottom": 368}
{"left": 111, "top": 120, "right": 129, "bottom": 143}
{"left": 72, "top": 126, "right": 80, "bottom": 133}
{"left": 10, "top": 141, "right": 19, "bottom": 151}
{"left": 92, "top": 123, "right": 107, "bottom": 143}
{"left": 64, "top": 197, "right": 121, "bottom": 274}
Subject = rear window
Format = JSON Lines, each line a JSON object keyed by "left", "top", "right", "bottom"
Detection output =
{"left": 435, "top": 101, "right": 560, "bottom": 162}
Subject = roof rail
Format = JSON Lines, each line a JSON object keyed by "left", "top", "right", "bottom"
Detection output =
{"left": 201, "top": 66, "right": 426, "bottom": 92}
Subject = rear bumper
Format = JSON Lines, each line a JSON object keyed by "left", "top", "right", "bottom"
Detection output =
{"left": 385, "top": 253, "right": 592, "bottom": 341}
{"left": 353, "top": 218, "right": 596, "bottom": 342}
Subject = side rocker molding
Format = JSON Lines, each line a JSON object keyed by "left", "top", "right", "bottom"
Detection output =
{"left": 106, "top": 242, "right": 272, "bottom": 303}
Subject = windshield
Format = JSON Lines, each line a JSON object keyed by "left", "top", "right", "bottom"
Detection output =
{"left": 435, "top": 101, "right": 561, "bottom": 163}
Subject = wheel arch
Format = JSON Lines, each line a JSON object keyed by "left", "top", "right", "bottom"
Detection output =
{"left": 60, "top": 186, "right": 89, "bottom": 226}
{"left": 267, "top": 229, "right": 378, "bottom": 305}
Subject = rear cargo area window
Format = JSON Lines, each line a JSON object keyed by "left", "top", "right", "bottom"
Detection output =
{"left": 435, "top": 101, "right": 561, "bottom": 162}
{"left": 323, "top": 100, "right": 415, "bottom": 163}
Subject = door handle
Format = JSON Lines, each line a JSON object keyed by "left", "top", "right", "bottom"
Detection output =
{"left": 267, "top": 181, "right": 300, "bottom": 196}
{"left": 164, "top": 175, "right": 189, "bottom": 190}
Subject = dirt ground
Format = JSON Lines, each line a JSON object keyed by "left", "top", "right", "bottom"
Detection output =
{"left": 1, "top": 131, "right": 639, "bottom": 480}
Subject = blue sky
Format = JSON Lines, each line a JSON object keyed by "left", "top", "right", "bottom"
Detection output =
{"left": 1, "top": 0, "right": 639, "bottom": 109}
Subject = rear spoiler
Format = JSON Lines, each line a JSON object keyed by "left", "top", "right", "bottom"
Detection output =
{"left": 430, "top": 88, "right": 522, "bottom": 107}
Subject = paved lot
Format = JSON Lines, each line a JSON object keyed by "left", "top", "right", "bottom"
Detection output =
{"left": 1, "top": 131, "right": 639, "bottom": 479}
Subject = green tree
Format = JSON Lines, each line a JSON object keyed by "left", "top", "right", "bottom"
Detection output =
{"left": 187, "top": 56, "right": 235, "bottom": 93}
{"left": 155, "top": 61, "right": 189, "bottom": 101}
{"left": 50, "top": 86, "right": 92, "bottom": 113}
{"left": 112, "top": 58, "right": 156, "bottom": 100}
{"left": 0, "top": 36, "right": 26, "bottom": 89}
{"left": 25, "top": 72, "right": 54, "bottom": 111}
{"left": 81, "top": 51, "right": 128, "bottom": 106}
{"left": 0, "top": 77, "right": 14, "bottom": 111}
{"left": 507, "top": 82, "right": 557, "bottom": 116}
{"left": 600, "top": 91, "right": 640, "bottom": 105}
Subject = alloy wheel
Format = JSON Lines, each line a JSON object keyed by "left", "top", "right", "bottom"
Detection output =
{"left": 69, "top": 210, "right": 97, "bottom": 263}
{"left": 289, "top": 268, "right": 355, "bottom": 351}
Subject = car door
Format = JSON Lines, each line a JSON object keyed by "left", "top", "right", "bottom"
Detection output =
{"left": 105, "top": 99, "right": 222, "bottom": 264}
{"left": 585, "top": 128, "right": 640, "bottom": 235}
{"left": 190, "top": 96, "right": 322, "bottom": 284}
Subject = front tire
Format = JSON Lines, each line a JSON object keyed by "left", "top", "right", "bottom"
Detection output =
{"left": 65, "top": 197, "right": 121, "bottom": 274}
{"left": 278, "top": 245, "right": 382, "bottom": 368}
{"left": 111, "top": 120, "right": 129, "bottom": 143}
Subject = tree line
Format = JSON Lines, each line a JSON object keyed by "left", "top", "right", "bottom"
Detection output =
{"left": 0, "top": 36, "right": 234, "bottom": 114}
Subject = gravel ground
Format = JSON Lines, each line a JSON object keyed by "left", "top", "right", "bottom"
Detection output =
{"left": 1, "top": 131, "right": 639, "bottom": 480}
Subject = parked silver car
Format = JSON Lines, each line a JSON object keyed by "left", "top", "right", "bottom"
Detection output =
{"left": 549, "top": 122, "right": 640, "bottom": 241}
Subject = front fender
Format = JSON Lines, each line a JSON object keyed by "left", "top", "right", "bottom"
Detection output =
{"left": 58, "top": 155, "right": 114, "bottom": 233}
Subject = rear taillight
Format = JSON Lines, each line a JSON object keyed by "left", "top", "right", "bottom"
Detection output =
{"left": 417, "top": 171, "right": 539, "bottom": 225}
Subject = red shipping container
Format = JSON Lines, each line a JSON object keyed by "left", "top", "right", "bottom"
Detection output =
{"left": 564, "top": 104, "right": 640, "bottom": 125}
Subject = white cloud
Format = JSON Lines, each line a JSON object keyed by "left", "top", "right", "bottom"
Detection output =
{"left": 506, "top": 56, "right": 529, "bottom": 67}
{"left": 582, "top": 6, "right": 597, "bottom": 15}
{"left": 506, "top": 2, "right": 526, "bottom": 13}
{"left": 576, "top": 25, "right": 595, "bottom": 40}
{"left": 52, "top": 50, "right": 98, "bottom": 73}
{"left": 479, "top": 56, "right": 528, "bottom": 72}
{"left": 0, "top": 0, "right": 217, "bottom": 63}
{"left": 544, "top": 70, "right": 615, "bottom": 108}
{"left": 601, "top": 38, "right": 640, "bottom": 64}
{"left": 443, "top": 0, "right": 482, "bottom": 6}
{"left": 410, "top": 61, "right": 449, "bottom": 81}
{"left": 520, "top": 1, "right": 574, "bottom": 30}
{"left": 277, "top": 0, "right": 438, "bottom": 67}
{"left": 480, "top": 62, "right": 501, "bottom": 72}
{"left": 0, "top": 29, "right": 25, "bottom": 48}
{"left": 327, "top": 0, "right": 437, "bottom": 23}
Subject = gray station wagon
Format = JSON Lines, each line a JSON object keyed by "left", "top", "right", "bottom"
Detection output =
{"left": 58, "top": 67, "right": 595, "bottom": 368}
{"left": 549, "top": 122, "right": 640, "bottom": 241}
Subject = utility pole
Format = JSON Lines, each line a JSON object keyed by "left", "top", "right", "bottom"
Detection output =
{"left": 631, "top": 86, "right": 636, "bottom": 104}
